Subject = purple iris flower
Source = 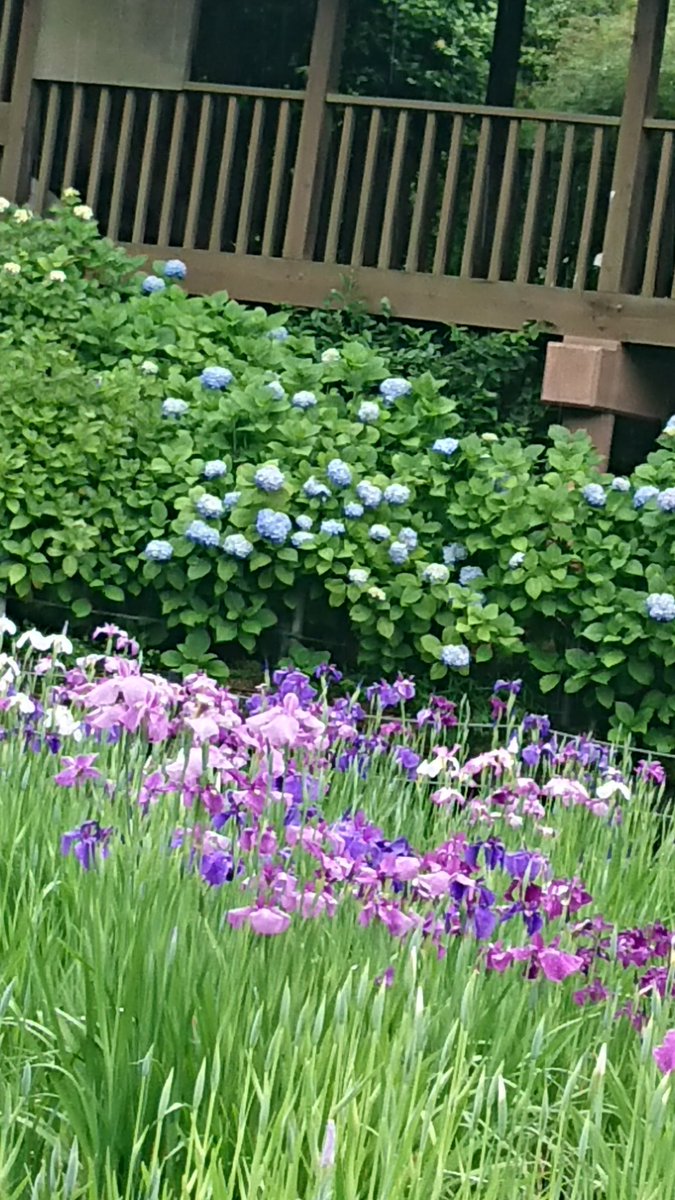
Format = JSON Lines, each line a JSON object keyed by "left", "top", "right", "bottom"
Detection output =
{"left": 61, "top": 820, "right": 113, "bottom": 870}
{"left": 314, "top": 664, "right": 343, "bottom": 684}
{"left": 54, "top": 754, "right": 102, "bottom": 787}
{"left": 493, "top": 679, "right": 522, "bottom": 695}
{"left": 636, "top": 759, "right": 666, "bottom": 786}
{"left": 200, "top": 850, "right": 235, "bottom": 887}
{"left": 396, "top": 747, "right": 421, "bottom": 780}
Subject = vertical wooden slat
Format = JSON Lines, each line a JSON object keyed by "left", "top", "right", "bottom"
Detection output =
{"left": 33, "top": 82, "right": 60, "bottom": 212}
{"left": 432, "top": 115, "right": 464, "bottom": 275}
{"left": 574, "top": 127, "right": 604, "bottom": 290}
{"left": 183, "top": 94, "right": 213, "bottom": 250}
{"left": 351, "top": 108, "right": 382, "bottom": 267}
{"left": 235, "top": 98, "right": 265, "bottom": 255}
{"left": 132, "top": 91, "right": 161, "bottom": 245}
{"left": 262, "top": 101, "right": 291, "bottom": 257}
{"left": 545, "top": 123, "right": 576, "bottom": 286}
{"left": 107, "top": 90, "right": 136, "bottom": 241}
{"left": 640, "top": 132, "right": 672, "bottom": 295}
{"left": 0, "top": 0, "right": 13, "bottom": 100}
{"left": 516, "top": 121, "right": 547, "bottom": 283}
{"left": 487, "top": 118, "right": 520, "bottom": 281}
{"left": 158, "top": 93, "right": 186, "bottom": 246}
{"left": 0, "top": 0, "right": 42, "bottom": 201}
{"left": 62, "top": 84, "right": 84, "bottom": 188}
{"left": 406, "top": 113, "right": 436, "bottom": 272}
{"left": 460, "top": 117, "right": 492, "bottom": 277}
{"left": 324, "top": 105, "right": 354, "bottom": 263}
{"left": 85, "top": 87, "right": 111, "bottom": 211}
{"left": 377, "top": 110, "right": 408, "bottom": 269}
{"left": 208, "top": 96, "right": 238, "bottom": 252}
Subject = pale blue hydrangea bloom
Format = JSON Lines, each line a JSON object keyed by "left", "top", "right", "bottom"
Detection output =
{"left": 611, "top": 477, "right": 630, "bottom": 493}
{"left": 292, "top": 531, "right": 315, "bottom": 548}
{"left": 459, "top": 566, "right": 484, "bottom": 587}
{"left": 422, "top": 563, "right": 449, "bottom": 585}
{"left": 304, "top": 477, "right": 331, "bottom": 500}
{"left": 441, "top": 644, "right": 470, "bottom": 669}
{"left": 142, "top": 274, "right": 166, "bottom": 294}
{"left": 399, "top": 527, "right": 418, "bottom": 550}
{"left": 389, "top": 541, "right": 409, "bottom": 565}
{"left": 161, "top": 397, "right": 188, "bottom": 418}
{"left": 254, "top": 465, "right": 285, "bottom": 493}
{"left": 582, "top": 483, "right": 606, "bottom": 509}
{"left": 196, "top": 494, "right": 224, "bottom": 520}
{"left": 509, "top": 551, "right": 525, "bottom": 569}
{"left": 384, "top": 483, "right": 411, "bottom": 506}
{"left": 432, "top": 437, "right": 459, "bottom": 458}
{"left": 321, "top": 519, "right": 345, "bottom": 537}
{"left": 185, "top": 520, "right": 220, "bottom": 548}
{"left": 443, "top": 542, "right": 468, "bottom": 566}
{"left": 296, "top": 515, "right": 313, "bottom": 531}
{"left": 356, "top": 481, "right": 382, "bottom": 509}
{"left": 256, "top": 509, "right": 292, "bottom": 546}
{"left": 200, "top": 366, "right": 234, "bottom": 390}
{"left": 326, "top": 459, "right": 352, "bottom": 488}
{"left": 223, "top": 491, "right": 241, "bottom": 510}
{"left": 144, "top": 539, "right": 173, "bottom": 562}
{"left": 204, "top": 460, "right": 228, "bottom": 480}
{"left": 291, "top": 390, "right": 317, "bottom": 410}
{"left": 664, "top": 415, "right": 675, "bottom": 435}
{"left": 266, "top": 380, "right": 286, "bottom": 401}
{"left": 267, "top": 327, "right": 289, "bottom": 342}
{"left": 657, "top": 488, "right": 675, "bottom": 512}
{"left": 164, "top": 259, "right": 187, "bottom": 279}
{"left": 344, "top": 502, "right": 364, "bottom": 519}
{"left": 633, "top": 485, "right": 659, "bottom": 509}
{"left": 379, "top": 377, "right": 411, "bottom": 406}
{"left": 646, "top": 592, "right": 675, "bottom": 622}
{"left": 348, "top": 568, "right": 369, "bottom": 585}
{"left": 222, "top": 534, "right": 253, "bottom": 559}
{"left": 357, "top": 401, "right": 380, "bottom": 424}
{"left": 369, "top": 524, "right": 391, "bottom": 542}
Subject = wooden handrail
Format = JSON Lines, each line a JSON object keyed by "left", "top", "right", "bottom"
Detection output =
{"left": 184, "top": 82, "right": 305, "bottom": 101}
{"left": 325, "top": 92, "right": 621, "bottom": 126}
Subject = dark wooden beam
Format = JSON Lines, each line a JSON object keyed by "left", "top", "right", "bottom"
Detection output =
{"left": 0, "top": 0, "right": 43, "bottom": 201}
{"left": 485, "top": 0, "right": 527, "bottom": 107}
{"left": 599, "top": 0, "right": 669, "bottom": 294}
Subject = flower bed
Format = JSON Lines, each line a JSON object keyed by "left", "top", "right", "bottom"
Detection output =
{"left": 0, "top": 620, "right": 674, "bottom": 1194}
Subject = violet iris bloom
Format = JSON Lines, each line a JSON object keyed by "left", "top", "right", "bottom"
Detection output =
{"left": 61, "top": 820, "right": 113, "bottom": 870}
{"left": 653, "top": 1031, "right": 675, "bottom": 1074}
{"left": 54, "top": 754, "right": 102, "bottom": 787}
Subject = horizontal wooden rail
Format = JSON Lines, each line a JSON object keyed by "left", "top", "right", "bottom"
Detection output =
{"left": 184, "top": 82, "right": 306, "bottom": 101}
{"left": 325, "top": 92, "right": 622, "bottom": 126}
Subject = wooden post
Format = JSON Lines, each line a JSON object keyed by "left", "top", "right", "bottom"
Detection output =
{"left": 599, "top": 0, "right": 669, "bottom": 294}
{"left": 283, "top": 0, "right": 346, "bottom": 260}
{"left": 0, "top": 0, "right": 42, "bottom": 202}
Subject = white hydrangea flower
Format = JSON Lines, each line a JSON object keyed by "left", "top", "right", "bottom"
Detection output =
{"left": 48, "top": 269, "right": 66, "bottom": 283}
{"left": 321, "top": 348, "right": 340, "bottom": 363}
{"left": 0, "top": 197, "right": 11, "bottom": 213}
{"left": 140, "top": 360, "right": 159, "bottom": 376}
{"left": 13, "top": 209, "right": 31, "bottom": 224}
{"left": 72, "top": 204, "right": 94, "bottom": 220}
{"left": 2, "top": 262, "right": 21, "bottom": 275}
{"left": 368, "top": 586, "right": 386, "bottom": 601}
{"left": 62, "top": 187, "right": 80, "bottom": 199}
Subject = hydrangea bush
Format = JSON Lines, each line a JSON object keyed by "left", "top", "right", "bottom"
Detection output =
{"left": 2, "top": 197, "right": 675, "bottom": 748}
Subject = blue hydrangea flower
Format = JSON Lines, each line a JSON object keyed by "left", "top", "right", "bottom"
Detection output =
{"left": 296, "top": 515, "right": 313, "bottom": 531}
{"left": 321, "top": 519, "right": 345, "bottom": 537}
{"left": 200, "top": 366, "right": 234, "bottom": 391}
{"left": 356, "top": 482, "right": 382, "bottom": 509}
{"left": 204, "top": 460, "right": 228, "bottom": 480}
{"left": 161, "top": 397, "right": 188, "bottom": 418}
{"left": 443, "top": 542, "right": 468, "bottom": 566}
{"left": 223, "top": 491, "right": 241, "bottom": 511}
{"left": 326, "top": 459, "right": 352, "bottom": 488}
{"left": 348, "top": 568, "right": 369, "bottom": 585}
{"left": 369, "top": 524, "right": 391, "bottom": 543}
{"left": 633, "top": 485, "right": 659, "bottom": 509}
{"left": 254, "top": 465, "right": 285, "bottom": 493}
{"left": 256, "top": 509, "right": 292, "bottom": 546}
{"left": 144, "top": 539, "right": 173, "bottom": 562}
{"left": 142, "top": 274, "right": 166, "bottom": 294}
{"left": 292, "top": 531, "right": 314, "bottom": 549}
{"left": 266, "top": 380, "right": 286, "bottom": 401}
{"left": 459, "top": 565, "right": 484, "bottom": 587}
{"left": 657, "top": 488, "right": 675, "bottom": 512}
{"left": 222, "top": 534, "right": 253, "bottom": 559}
{"left": 389, "top": 541, "right": 409, "bottom": 565}
{"left": 291, "top": 390, "right": 317, "bottom": 410}
{"left": 508, "top": 551, "right": 525, "bottom": 569}
{"left": 357, "top": 401, "right": 380, "bottom": 424}
{"left": 164, "top": 258, "right": 187, "bottom": 279}
{"left": 422, "top": 563, "right": 449, "bottom": 585}
{"left": 344, "top": 502, "right": 364, "bottom": 519}
{"left": 383, "top": 483, "right": 411, "bottom": 506}
{"left": 432, "top": 438, "right": 459, "bottom": 458}
{"left": 399, "top": 527, "right": 418, "bottom": 550}
{"left": 304, "top": 476, "right": 331, "bottom": 500}
{"left": 185, "top": 520, "right": 220, "bottom": 548}
{"left": 196, "top": 494, "right": 224, "bottom": 520}
{"left": 646, "top": 592, "right": 675, "bottom": 622}
{"left": 441, "top": 644, "right": 470, "bottom": 669}
{"left": 379, "top": 377, "right": 411, "bottom": 406}
{"left": 582, "top": 483, "right": 606, "bottom": 509}
{"left": 267, "top": 327, "right": 290, "bottom": 342}
{"left": 611, "top": 477, "right": 630, "bottom": 493}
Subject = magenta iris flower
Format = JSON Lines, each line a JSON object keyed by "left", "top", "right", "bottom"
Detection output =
{"left": 53, "top": 754, "right": 102, "bottom": 787}
{"left": 653, "top": 1031, "right": 675, "bottom": 1075}
{"left": 61, "top": 820, "right": 113, "bottom": 870}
